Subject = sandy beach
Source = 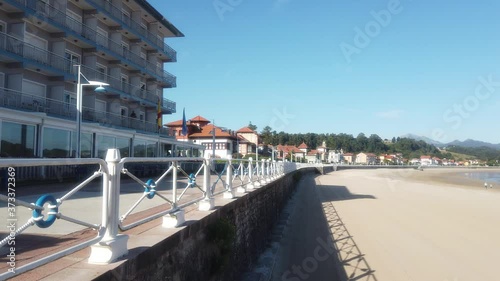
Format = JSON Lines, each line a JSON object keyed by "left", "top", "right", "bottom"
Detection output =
{"left": 314, "top": 168, "right": 500, "bottom": 281}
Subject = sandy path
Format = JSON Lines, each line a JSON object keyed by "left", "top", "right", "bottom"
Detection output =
{"left": 317, "top": 169, "right": 500, "bottom": 281}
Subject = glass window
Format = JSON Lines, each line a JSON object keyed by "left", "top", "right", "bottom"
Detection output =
{"left": 80, "top": 132, "right": 93, "bottom": 158}
{"left": 146, "top": 141, "right": 156, "bottom": 157}
{"left": 1, "top": 122, "right": 35, "bottom": 157}
{"left": 133, "top": 139, "right": 146, "bottom": 157}
{"left": 161, "top": 143, "right": 172, "bottom": 157}
{"left": 65, "top": 51, "right": 80, "bottom": 74}
{"left": 43, "top": 127, "right": 71, "bottom": 157}
{"left": 97, "top": 135, "right": 115, "bottom": 159}
{"left": 116, "top": 137, "right": 130, "bottom": 158}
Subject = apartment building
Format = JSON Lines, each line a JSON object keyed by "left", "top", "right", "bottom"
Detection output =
{"left": 0, "top": 0, "right": 201, "bottom": 160}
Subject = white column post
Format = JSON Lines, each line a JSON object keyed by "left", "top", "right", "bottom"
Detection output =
{"left": 254, "top": 158, "right": 261, "bottom": 187}
{"left": 199, "top": 158, "right": 215, "bottom": 211}
{"left": 236, "top": 160, "right": 247, "bottom": 193}
{"left": 163, "top": 161, "right": 185, "bottom": 228}
{"left": 265, "top": 159, "right": 271, "bottom": 182}
{"left": 261, "top": 159, "right": 268, "bottom": 185}
{"left": 224, "top": 157, "right": 235, "bottom": 199}
{"left": 76, "top": 65, "right": 82, "bottom": 158}
{"left": 247, "top": 157, "right": 255, "bottom": 190}
{"left": 89, "top": 149, "right": 128, "bottom": 264}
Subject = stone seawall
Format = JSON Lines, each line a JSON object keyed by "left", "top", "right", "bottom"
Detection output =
{"left": 94, "top": 169, "right": 314, "bottom": 281}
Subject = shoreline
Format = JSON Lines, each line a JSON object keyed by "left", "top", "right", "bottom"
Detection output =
{"left": 378, "top": 167, "right": 500, "bottom": 191}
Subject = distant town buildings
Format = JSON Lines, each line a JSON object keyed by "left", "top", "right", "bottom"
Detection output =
{"left": 167, "top": 116, "right": 487, "bottom": 166}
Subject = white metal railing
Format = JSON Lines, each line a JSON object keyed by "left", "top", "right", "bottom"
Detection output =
{"left": 0, "top": 149, "right": 300, "bottom": 278}
{"left": 0, "top": 157, "right": 109, "bottom": 279}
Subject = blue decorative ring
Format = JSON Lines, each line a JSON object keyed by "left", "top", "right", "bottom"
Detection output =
{"left": 32, "top": 195, "right": 58, "bottom": 228}
{"left": 188, "top": 173, "right": 196, "bottom": 187}
{"left": 144, "top": 179, "right": 156, "bottom": 199}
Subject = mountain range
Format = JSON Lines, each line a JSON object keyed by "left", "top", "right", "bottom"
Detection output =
{"left": 400, "top": 134, "right": 500, "bottom": 150}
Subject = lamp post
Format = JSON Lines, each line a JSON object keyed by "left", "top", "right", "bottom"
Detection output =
{"left": 212, "top": 120, "right": 216, "bottom": 159}
{"left": 75, "top": 65, "right": 109, "bottom": 158}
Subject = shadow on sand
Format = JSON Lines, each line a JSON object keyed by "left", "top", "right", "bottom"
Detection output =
{"left": 317, "top": 184, "right": 378, "bottom": 281}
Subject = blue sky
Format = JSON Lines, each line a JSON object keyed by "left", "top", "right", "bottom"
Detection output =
{"left": 152, "top": 0, "right": 500, "bottom": 143}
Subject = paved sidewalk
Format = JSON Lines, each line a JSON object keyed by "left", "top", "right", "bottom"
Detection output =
{"left": 0, "top": 172, "right": 232, "bottom": 277}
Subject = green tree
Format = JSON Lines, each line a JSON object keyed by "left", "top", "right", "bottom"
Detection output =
{"left": 248, "top": 122, "right": 257, "bottom": 131}
{"left": 261, "top": 126, "right": 273, "bottom": 145}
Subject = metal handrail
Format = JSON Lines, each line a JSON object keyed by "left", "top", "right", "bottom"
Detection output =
{"left": 0, "top": 158, "right": 109, "bottom": 279}
{"left": 0, "top": 149, "right": 290, "bottom": 278}
{"left": 117, "top": 156, "right": 206, "bottom": 231}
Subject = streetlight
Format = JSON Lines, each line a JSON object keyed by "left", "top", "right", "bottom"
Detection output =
{"left": 212, "top": 120, "right": 216, "bottom": 159}
{"left": 75, "top": 65, "right": 109, "bottom": 158}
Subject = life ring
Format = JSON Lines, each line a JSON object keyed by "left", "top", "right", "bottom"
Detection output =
{"left": 32, "top": 195, "right": 58, "bottom": 228}
{"left": 144, "top": 179, "right": 156, "bottom": 199}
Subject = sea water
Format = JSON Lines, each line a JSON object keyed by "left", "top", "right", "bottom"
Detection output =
{"left": 463, "top": 171, "right": 500, "bottom": 184}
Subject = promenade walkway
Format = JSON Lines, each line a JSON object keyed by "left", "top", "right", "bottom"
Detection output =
{"left": 0, "top": 174, "right": 229, "bottom": 280}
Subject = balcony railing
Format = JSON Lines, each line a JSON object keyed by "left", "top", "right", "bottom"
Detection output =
{"left": 2, "top": 0, "right": 176, "bottom": 88}
{"left": 0, "top": 88, "right": 172, "bottom": 137}
{"left": 0, "top": 31, "right": 175, "bottom": 112}
{"left": 89, "top": 0, "right": 177, "bottom": 62}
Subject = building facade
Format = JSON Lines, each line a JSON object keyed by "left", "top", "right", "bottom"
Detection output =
{"left": 0, "top": 0, "right": 201, "bottom": 160}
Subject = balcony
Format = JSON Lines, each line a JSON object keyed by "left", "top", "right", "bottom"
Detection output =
{"left": 0, "top": 87, "right": 173, "bottom": 137}
{"left": 86, "top": 0, "right": 177, "bottom": 62}
{"left": 1, "top": 0, "right": 176, "bottom": 88}
{"left": 0, "top": 32, "right": 175, "bottom": 112}
{"left": 79, "top": 65, "right": 176, "bottom": 113}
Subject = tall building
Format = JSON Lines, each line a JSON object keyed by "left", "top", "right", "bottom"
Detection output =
{"left": 0, "top": 0, "right": 200, "bottom": 160}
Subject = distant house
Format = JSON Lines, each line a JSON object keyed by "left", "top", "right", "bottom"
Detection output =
{"left": 420, "top": 155, "right": 433, "bottom": 166}
{"left": 189, "top": 124, "right": 237, "bottom": 159}
{"left": 343, "top": 153, "right": 354, "bottom": 164}
{"left": 166, "top": 115, "right": 211, "bottom": 141}
{"left": 432, "top": 157, "right": 442, "bottom": 165}
{"left": 328, "top": 150, "right": 343, "bottom": 163}
{"left": 236, "top": 127, "right": 258, "bottom": 156}
{"left": 276, "top": 145, "right": 304, "bottom": 161}
{"left": 409, "top": 158, "right": 420, "bottom": 165}
{"left": 298, "top": 142, "right": 308, "bottom": 153}
{"left": 356, "top": 152, "right": 377, "bottom": 165}
{"left": 305, "top": 149, "right": 320, "bottom": 163}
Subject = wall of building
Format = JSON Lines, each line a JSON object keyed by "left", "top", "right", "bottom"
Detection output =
{"left": 93, "top": 169, "right": 314, "bottom": 281}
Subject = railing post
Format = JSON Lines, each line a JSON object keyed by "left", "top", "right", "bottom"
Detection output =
{"left": 163, "top": 161, "right": 185, "bottom": 228}
{"left": 199, "top": 158, "right": 215, "bottom": 211}
{"left": 254, "top": 158, "right": 261, "bottom": 187}
{"left": 265, "top": 159, "right": 271, "bottom": 182}
{"left": 262, "top": 159, "right": 269, "bottom": 184}
{"left": 271, "top": 160, "right": 276, "bottom": 180}
{"left": 89, "top": 149, "right": 128, "bottom": 264}
{"left": 224, "top": 157, "right": 235, "bottom": 199}
{"left": 236, "top": 160, "right": 247, "bottom": 193}
{"left": 247, "top": 157, "right": 255, "bottom": 190}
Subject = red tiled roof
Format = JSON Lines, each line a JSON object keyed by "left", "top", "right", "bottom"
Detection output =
{"left": 189, "top": 124, "right": 236, "bottom": 139}
{"left": 190, "top": 115, "right": 210, "bottom": 123}
{"left": 308, "top": 150, "right": 318, "bottom": 156}
{"left": 298, "top": 142, "right": 308, "bottom": 149}
{"left": 421, "top": 155, "right": 431, "bottom": 159}
{"left": 166, "top": 119, "right": 192, "bottom": 127}
{"left": 276, "top": 144, "right": 302, "bottom": 153}
{"left": 237, "top": 127, "right": 256, "bottom": 133}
